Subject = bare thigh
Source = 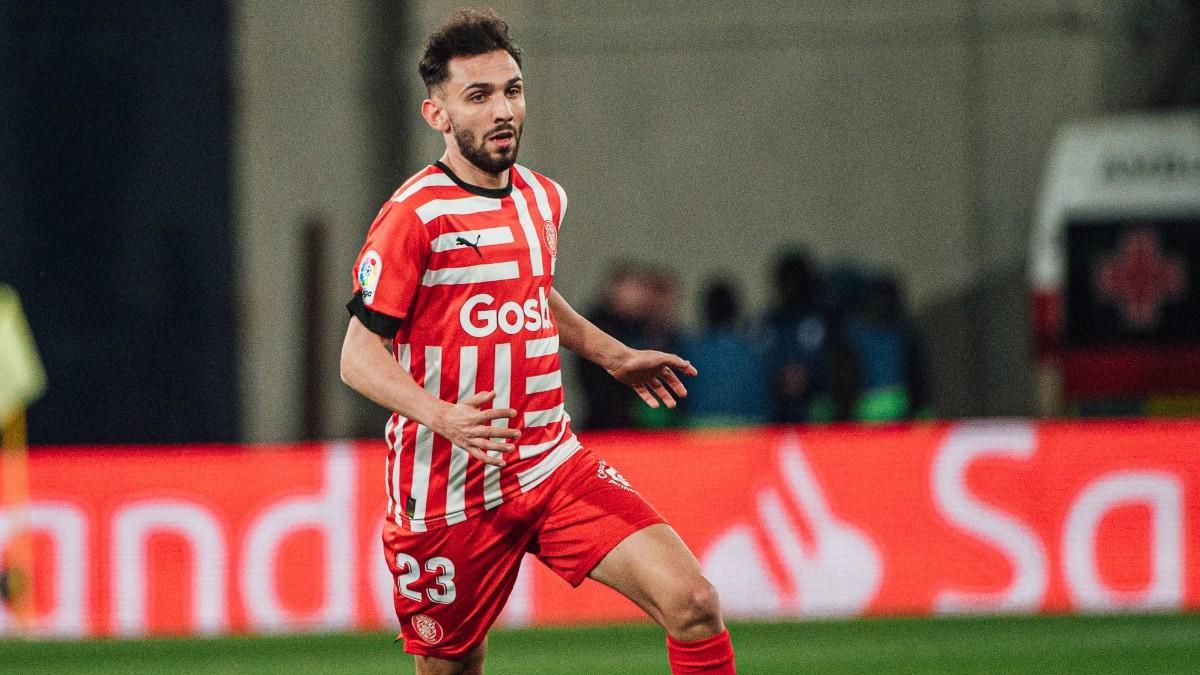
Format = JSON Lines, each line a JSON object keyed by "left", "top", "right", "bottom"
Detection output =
{"left": 413, "top": 639, "right": 487, "bottom": 675}
{"left": 588, "top": 523, "right": 725, "bottom": 640}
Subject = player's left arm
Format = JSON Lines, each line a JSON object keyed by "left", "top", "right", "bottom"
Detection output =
{"left": 548, "top": 287, "right": 696, "bottom": 409}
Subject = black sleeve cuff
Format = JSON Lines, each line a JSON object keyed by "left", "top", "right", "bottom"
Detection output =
{"left": 346, "top": 292, "right": 403, "bottom": 338}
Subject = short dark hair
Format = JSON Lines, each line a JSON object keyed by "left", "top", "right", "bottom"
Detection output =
{"left": 419, "top": 9, "right": 523, "bottom": 92}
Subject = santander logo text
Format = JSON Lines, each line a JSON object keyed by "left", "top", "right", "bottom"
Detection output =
{"left": 459, "top": 288, "right": 551, "bottom": 338}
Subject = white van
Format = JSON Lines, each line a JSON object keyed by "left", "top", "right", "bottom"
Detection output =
{"left": 1030, "top": 112, "right": 1200, "bottom": 416}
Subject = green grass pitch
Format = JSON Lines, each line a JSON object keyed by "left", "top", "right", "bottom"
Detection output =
{"left": 3, "top": 614, "right": 1198, "bottom": 674}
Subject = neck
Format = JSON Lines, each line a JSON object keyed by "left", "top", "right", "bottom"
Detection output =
{"left": 439, "top": 149, "right": 508, "bottom": 189}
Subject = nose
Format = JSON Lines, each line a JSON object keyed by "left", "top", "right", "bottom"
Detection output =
{"left": 493, "top": 95, "right": 514, "bottom": 121}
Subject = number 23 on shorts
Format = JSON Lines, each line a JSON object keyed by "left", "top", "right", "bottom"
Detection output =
{"left": 394, "top": 553, "right": 457, "bottom": 604}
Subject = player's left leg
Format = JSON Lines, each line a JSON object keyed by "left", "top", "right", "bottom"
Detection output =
{"left": 531, "top": 450, "right": 735, "bottom": 674}
{"left": 590, "top": 524, "right": 736, "bottom": 674}
{"left": 588, "top": 523, "right": 724, "bottom": 641}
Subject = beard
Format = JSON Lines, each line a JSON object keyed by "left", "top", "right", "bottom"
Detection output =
{"left": 451, "top": 119, "right": 521, "bottom": 175}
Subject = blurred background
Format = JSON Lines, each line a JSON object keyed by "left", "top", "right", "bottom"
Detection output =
{"left": 2, "top": 0, "right": 1199, "bottom": 444}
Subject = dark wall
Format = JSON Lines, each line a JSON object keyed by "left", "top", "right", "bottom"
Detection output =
{"left": 0, "top": 2, "right": 238, "bottom": 443}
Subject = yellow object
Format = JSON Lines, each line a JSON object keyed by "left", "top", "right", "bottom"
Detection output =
{"left": 0, "top": 285, "right": 46, "bottom": 421}
{"left": 0, "top": 286, "right": 42, "bottom": 628}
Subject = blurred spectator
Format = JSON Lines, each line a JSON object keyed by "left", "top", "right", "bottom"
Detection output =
{"left": 576, "top": 262, "right": 685, "bottom": 429}
{"left": 761, "top": 249, "right": 839, "bottom": 422}
{"left": 820, "top": 261, "right": 871, "bottom": 320}
{"left": 682, "top": 277, "right": 767, "bottom": 427}
{"left": 843, "top": 274, "right": 931, "bottom": 421}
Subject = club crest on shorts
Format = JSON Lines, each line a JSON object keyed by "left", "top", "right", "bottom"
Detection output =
{"left": 596, "top": 459, "right": 634, "bottom": 491}
{"left": 543, "top": 220, "right": 558, "bottom": 258}
{"left": 411, "top": 613, "right": 444, "bottom": 644}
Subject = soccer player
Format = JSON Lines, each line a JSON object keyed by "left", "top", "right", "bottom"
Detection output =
{"left": 339, "top": 9, "right": 736, "bottom": 675}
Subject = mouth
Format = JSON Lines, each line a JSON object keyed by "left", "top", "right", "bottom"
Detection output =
{"left": 487, "top": 129, "right": 516, "bottom": 149}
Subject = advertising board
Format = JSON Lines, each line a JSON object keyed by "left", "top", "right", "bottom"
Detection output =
{"left": 2, "top": 421, "right": 1197, "bottom": 637}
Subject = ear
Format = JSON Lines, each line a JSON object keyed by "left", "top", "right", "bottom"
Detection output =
{"left": 421, "top": 98, "right": 451, "bottom": 133}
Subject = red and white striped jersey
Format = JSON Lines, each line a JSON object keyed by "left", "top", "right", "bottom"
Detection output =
{"left": 348, "top": 161, "right": 576, "bottom": 531}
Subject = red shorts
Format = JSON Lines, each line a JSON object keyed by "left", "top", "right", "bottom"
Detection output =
{"left": 382, "top": 447, "right": 664, "bottom": 659}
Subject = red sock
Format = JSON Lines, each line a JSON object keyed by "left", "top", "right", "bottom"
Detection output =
{"left": 667, "top": 628, "right": 736, "bottom": 674}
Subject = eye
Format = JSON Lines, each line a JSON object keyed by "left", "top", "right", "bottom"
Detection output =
{"left": 507, "top": 86, "right": 522, "bottom": 98}
{"left": 468, "top": 92, "right": 487, "bottom": 103}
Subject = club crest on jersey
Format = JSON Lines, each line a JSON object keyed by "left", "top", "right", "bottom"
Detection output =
{"left": 358, "top": 250, "right": 382, "bottom": 306}
{"left": 411, "top": 614, "right": 443, "bottom": 644}
{"left": 543, "top": 220, "right": 558, "bottom": 258}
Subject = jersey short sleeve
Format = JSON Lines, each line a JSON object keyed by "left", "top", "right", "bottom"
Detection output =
{"left": 347, "top": 202, "right": 430, "bottom": 338}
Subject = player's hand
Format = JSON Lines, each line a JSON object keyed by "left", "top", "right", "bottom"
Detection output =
{"left": 431, "top": 391, "right": 520, "bottom": 467}
{"left": 606, "top": 349, "right": 697, "bottom": 409}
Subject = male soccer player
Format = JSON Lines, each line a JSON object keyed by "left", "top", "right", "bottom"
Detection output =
{"left": 340, "top": 10, "right": 736, "bottom": 674}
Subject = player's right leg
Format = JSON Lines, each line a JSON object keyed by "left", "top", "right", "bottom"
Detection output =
{"left": 382, "top": 507, "right": 532, "bottom": 672}
{"left": 413, "top": 639, "right": 486, "bottom": 675}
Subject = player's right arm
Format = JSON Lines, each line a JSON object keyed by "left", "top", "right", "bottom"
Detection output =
{"left": 340, "top": 199, "right": 518, "bottom": 466}
{"left": 340, "top": 316, "right": 519, "bottom": 466}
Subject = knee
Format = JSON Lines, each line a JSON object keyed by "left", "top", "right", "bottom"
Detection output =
{"left": 665, "top": 577, "right": 724, "bottom": 640}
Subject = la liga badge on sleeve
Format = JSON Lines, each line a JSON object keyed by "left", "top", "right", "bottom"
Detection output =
{"left": 358, "top": 250, "right": 383, "bottom": 305}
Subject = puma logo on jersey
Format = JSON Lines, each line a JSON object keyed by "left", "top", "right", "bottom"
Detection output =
{"left": 460, "top": 288, "right": 552, "bottom": 337}
{"left": 455, "top": 235, "right": 483, "bottom": 257}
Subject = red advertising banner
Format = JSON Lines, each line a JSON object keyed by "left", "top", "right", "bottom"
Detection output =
{"left": 2, "top": 421, "right": 1199, "bottom": 638}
